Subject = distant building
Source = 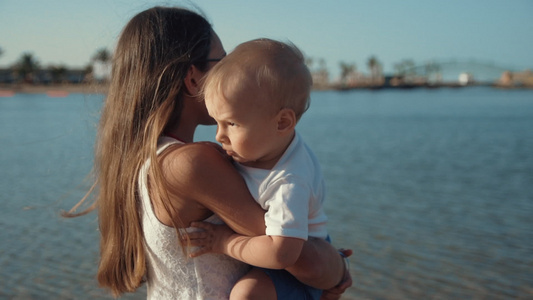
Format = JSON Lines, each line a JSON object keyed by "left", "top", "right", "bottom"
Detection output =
{"left": 65, "top": 69, "right": 87, "bottom": 84}
{"left": 497, "top": 70, "right": 533, "bottom": 87}
{"left": 0, "top": 68, "right": 15, "bottom": 83}
{"left": 93, "top": 61, "right": 111, "bottom": 82}
{"left": 459, "top": 72, "right": 474, "bottom": 85}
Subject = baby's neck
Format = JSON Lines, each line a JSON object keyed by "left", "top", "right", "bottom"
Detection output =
{"left": 241, "top": 131, "right": 295, "bottom": 170}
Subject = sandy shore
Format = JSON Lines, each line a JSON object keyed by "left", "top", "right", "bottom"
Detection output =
{"left": 0, "top": 83, "right": 109, "bottom": 95}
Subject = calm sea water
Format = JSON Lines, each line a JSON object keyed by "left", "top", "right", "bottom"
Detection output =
{"left": 0, "top": 87, "right": 532, "bottom": 299}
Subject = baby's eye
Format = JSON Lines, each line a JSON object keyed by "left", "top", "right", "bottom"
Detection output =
{"left": 228, "top": 122, "right": 236, "bottom": 126}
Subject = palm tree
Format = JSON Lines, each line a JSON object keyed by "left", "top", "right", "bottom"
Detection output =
{"left": 92, "top": 48, "right": 111, "bottom": 63}
{"left": 367, "top": 56, "right": 382, "bottom": 83}
{"left": 316, "top": 58, "right": 329, "bottom": 87}
{"left": 318, "top": 58, "right": 328, "bottom": 73}
{"left": 305, "top": 57, "right": 314, "bottom": 71}
{"left": 92, "top": 48, "right": 111, "bottom": 82}
{"left": 15, "top": 52, "right": 40, "bottom": 83}
{"left": 49, "top": 65, "right": 68, "bottom": 83}
{"left": 339, "top": 62, "right": 356, "bottom": 86}
{"left": 308, "top": 57, "right": 330, "bottom": 88}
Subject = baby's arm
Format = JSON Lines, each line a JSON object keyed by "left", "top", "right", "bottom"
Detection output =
{"left": 170, "top": 144, "right": 351, "bottom": 291}
{"left": 188, "top": 222, "right": 305, "bottom": 269}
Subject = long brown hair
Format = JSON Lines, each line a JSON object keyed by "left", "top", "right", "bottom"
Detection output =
{"left": 64, "top": 6, "right": 213, "bottom": 297}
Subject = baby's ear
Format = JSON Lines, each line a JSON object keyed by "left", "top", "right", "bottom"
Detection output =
{"left": 277, "top": 108, "right": 296, "bottom": 134}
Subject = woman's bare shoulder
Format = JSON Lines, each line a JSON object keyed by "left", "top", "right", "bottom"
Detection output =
{"left": 159, "top": 142, "right": 234, "bottom": 189}
{"left": 158, "top": 142, "right": 265, "bottom": 235}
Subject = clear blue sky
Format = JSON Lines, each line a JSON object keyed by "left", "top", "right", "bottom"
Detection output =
{"left": 1, "top": 0, "right": 532, "bottom": 78}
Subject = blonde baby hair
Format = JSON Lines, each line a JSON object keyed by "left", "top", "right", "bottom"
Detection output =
{"left": 204, "top": 38, "right": 312, "bottom": 121}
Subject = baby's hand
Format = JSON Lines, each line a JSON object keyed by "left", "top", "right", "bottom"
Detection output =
{"left": 186, "top": 222, "right": 234, "bottom": 257}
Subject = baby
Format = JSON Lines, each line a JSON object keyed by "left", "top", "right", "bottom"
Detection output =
{"left": 191, "top": 38, "right": 329, "bottom": 299}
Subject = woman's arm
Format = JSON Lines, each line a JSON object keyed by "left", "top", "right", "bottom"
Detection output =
{"left": 163, "top": 143, "right": 265, "bottom": 236}
{"left": 320, "top": 248, "right": 353, "bottom": 300}
{"left": 164, "top": 143, "right": 351, "bottom": 291}
{"left": 288, "top": 238, "right": 347, "bottom": 289}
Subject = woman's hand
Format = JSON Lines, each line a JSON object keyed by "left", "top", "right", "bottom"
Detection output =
{"left": 320, "top": 248, "right": 353, "bottom": 300}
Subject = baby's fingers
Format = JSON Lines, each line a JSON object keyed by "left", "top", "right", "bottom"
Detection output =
{"left": 183, "top": 231, "right": 214, "bottom": 257}
{"left": 186, "top": 231, "right": 209, "bottom": 246}
{"left": 188, "top": 246, "right": 212, "bottom": 258}
{"left": 183, "top": 221, "right": 219, "bottom": 257}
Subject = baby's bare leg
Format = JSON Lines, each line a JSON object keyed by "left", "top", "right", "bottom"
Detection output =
{"left": 230, "top": 268, "right": 276, "bottom": 300}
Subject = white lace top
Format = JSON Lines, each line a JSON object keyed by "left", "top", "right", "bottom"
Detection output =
{"left": 139, "top": 137, "right": 250, "bottom": 299}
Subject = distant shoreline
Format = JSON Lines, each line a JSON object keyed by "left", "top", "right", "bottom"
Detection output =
{"left": 0, "top": 83, "right": 109, "bottom": 95}
{"left": 0, "top": 82, "right": 530, "bottom": 97}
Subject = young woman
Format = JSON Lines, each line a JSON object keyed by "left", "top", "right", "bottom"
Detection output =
{"left": 66, "top": 6, "right": 351, "bottom": 299}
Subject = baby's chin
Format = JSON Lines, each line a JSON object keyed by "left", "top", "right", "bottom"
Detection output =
{"left": 232, "top": 156, "right": 256, "bottom": 166}
{"left": 231, "top": 156, "right": 250, "bottom": 164}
